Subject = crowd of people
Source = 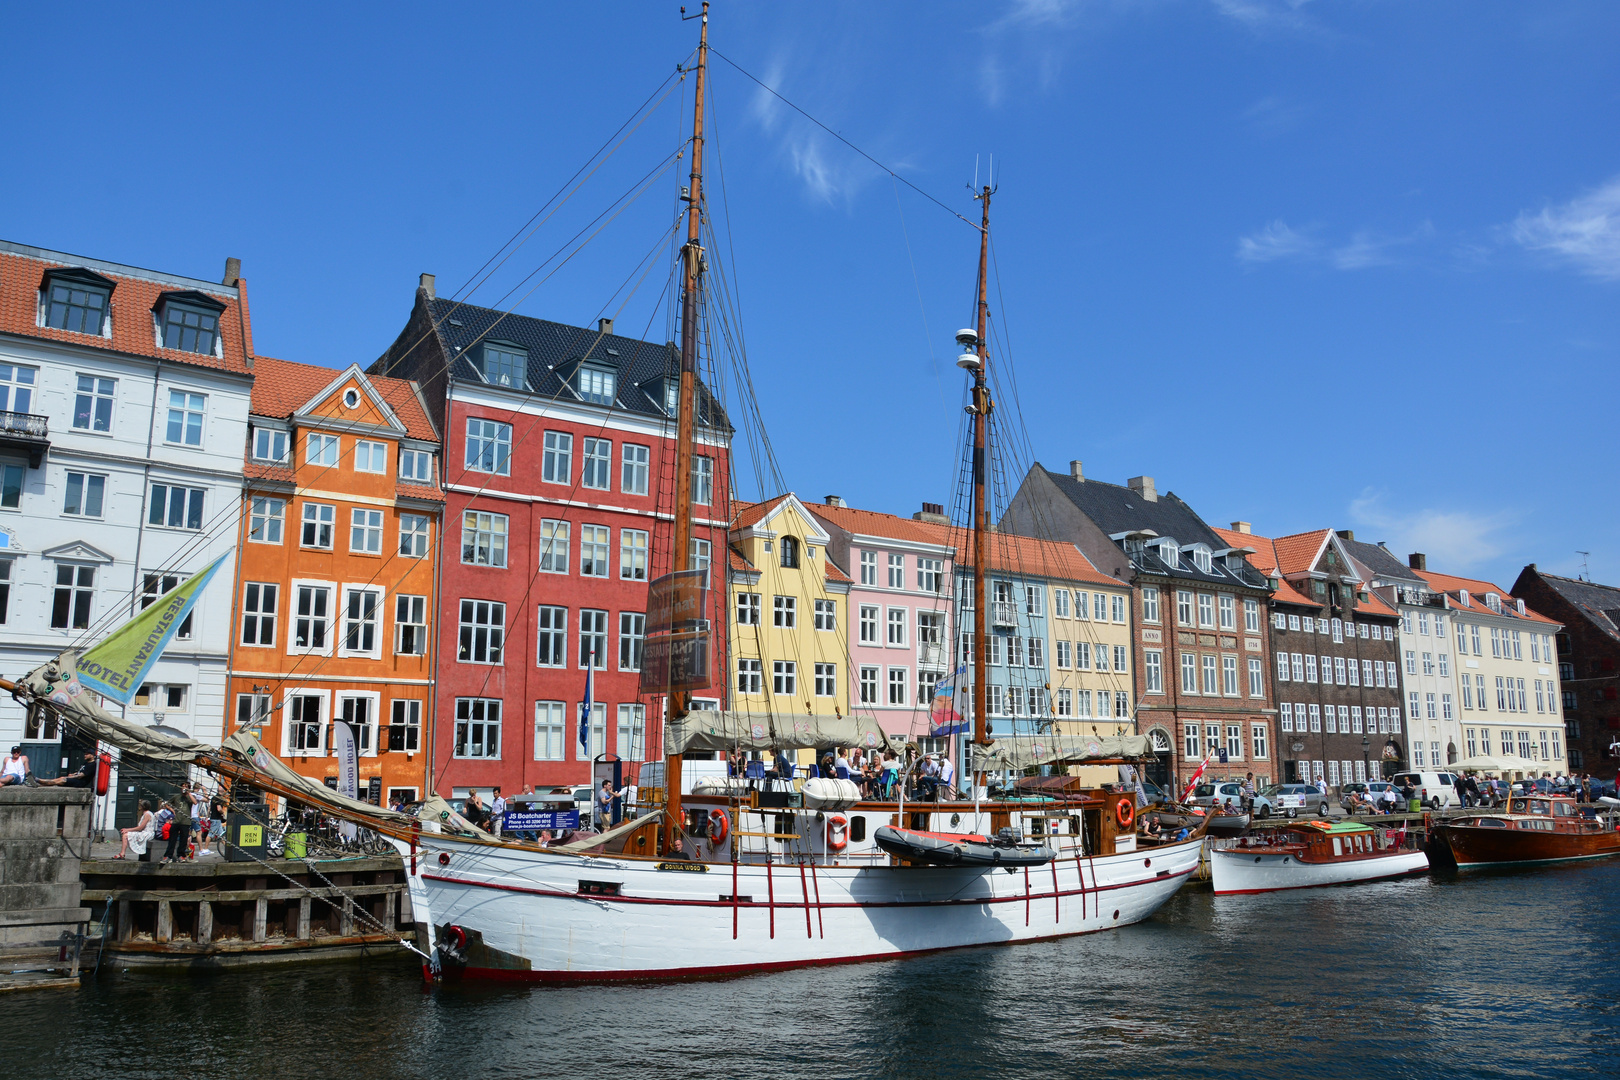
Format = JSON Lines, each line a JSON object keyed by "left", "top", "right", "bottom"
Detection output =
{"left": 729, "top": 744, "right": 958, "bottom": 801}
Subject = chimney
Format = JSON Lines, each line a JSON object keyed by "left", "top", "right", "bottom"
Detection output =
{"left": 1069, "top": 460, "right": 1084, "bottom": 481}
{"left": 598, "top": 317, "right": 614, "bottom": 335}
{"left": 914, "top": 502, "right": 949, "bottom": 525}
{"left": 1127, "top": 476, "right": 1157, "bottom": 502}
{"left": 824, "top": 495, "right": 846, "bottom": 508}
{"left": 419, "top": 273, "right": 436, "bottom": 299}
{"left": 1408, "top": 552, "right": 1427, "bottom": 571}
{"left": 1378, "top": 541, "right": 1390, "bottom": 550}
{"left": 1336, "top": 529, "right": 1355, "bottom": 541}
{"left": 222, "top": 257, "right": 241, "bottom": 286}
{"left": 1230, "top": 521, "right": 1251, "bottom": 534}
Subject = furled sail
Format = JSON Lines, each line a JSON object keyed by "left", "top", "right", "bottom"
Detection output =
{"left": 970, "top": 734, "right": 1153, "bottom": 772}
{"left": 666, "top": 711, "right": 891, "bottom": 755}
{"left": 22, "top": 651, "right": 214, "bottom": 762}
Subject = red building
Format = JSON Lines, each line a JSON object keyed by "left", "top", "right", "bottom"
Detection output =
{"left": 371, "top": 278, "right": 731, "bottom": 798}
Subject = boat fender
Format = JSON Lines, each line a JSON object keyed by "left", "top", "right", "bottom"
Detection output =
{"left": 94, "top": 751, "right": 112, "bottom": 797}
{"left": 1115, "top": 800, "right": 1135, "bottom": 830}
{"left": 826, "top": 814, "right": 849, "bottom": 852}
{"left": 707, "top": 808, "right": 730, "bottom": 847}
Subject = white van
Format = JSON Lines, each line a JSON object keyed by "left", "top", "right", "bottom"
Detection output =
{"left": 1390, "top": 770, "right": 1461, "bottom": 810}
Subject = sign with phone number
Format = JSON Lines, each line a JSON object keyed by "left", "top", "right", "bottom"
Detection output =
{"left": 503, "top": 810, "right": 579, "bottom": 831}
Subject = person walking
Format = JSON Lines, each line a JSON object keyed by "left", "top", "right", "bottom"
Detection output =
{"left": 491, "top": 787, "right": 507, "bottom": 837}
{"left": 162, "top": 789, "right": 193, "bottom": 862}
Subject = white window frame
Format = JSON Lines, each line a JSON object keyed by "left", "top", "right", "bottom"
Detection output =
{"left": 288, "top": 580, "right": 335, "bottom": 656}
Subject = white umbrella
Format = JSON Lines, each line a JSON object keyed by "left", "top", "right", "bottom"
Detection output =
{"left": 1450, "top": 754, "right": 1538, "bottom": 776}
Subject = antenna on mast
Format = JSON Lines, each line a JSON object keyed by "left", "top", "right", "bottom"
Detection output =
{"left": 1577, "top": 551, "right": 1591, "bottom": 582}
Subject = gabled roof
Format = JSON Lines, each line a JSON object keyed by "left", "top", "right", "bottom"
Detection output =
{"left": 1339, "top": 536, "right": 1427, "bottom": 587}
{"left": 1212, "top": 526, "right": 1320, "bottom": 609}
{"left": 1413, "top": 568, "right": 1560, "bottom": 626}
{"left": 425, "top": 297, "right": 730, "bottom": 431}
{"left": 937, "top": 526, "right": 1125, "bottom": 588}
{"left": 0, "top": 241, "right": 253, "bottom": 376}
{"left": 806, "top": 502, "right": 957, "bottom": 550}
{"left": 250, "top": 356, "right": 438, "bottom": 443}
{"left": 1526, "top": 570, "right": 1620, "bottom": 640}
{"left": 730, "top": 494, "right": 831, "bottom": 544}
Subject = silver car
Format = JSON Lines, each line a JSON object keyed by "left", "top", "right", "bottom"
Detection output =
{"left": 1263, "top": 782, "right": 1333, "bottom": 819}
{"left": 1188, "top": 781, "right": 1276, "bottom": 819}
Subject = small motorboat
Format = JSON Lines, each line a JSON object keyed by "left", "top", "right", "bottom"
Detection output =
{"left": 874, "top": 826, "right": 1055, "bottom": 869}
{"left": 1431, "top": 795, "right": 1620, "bottom": 868}
{"left": 1210, "top": 820, "right": 1429, "bottom": 895}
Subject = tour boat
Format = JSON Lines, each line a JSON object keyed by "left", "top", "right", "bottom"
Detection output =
{"left": 1209, "top": 820, "right": 1429, "bottom": 895}
{"left": 1430, "top": 795, "right": 1620, "bottom": 868}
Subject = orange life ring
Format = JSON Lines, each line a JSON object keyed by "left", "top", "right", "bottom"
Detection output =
{"left": 707, "top": 808, "right": 730, "bottom": 846}
{"left": 826, "top": 814, "right": 849, "bottom": 852}
{"left": 1116, "top": 800, "right": 1135, "bottom": 829}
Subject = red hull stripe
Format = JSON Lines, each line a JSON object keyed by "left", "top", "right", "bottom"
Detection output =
{"left": 421, "top": 867, "right": 1191, "bottom": 909}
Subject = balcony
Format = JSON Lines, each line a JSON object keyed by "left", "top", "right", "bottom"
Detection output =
{"left": 990, "top": 601, "right": 1018, "bottom": 627}
{"left": 0, "top": 412, "right": 49, "bottom": 467}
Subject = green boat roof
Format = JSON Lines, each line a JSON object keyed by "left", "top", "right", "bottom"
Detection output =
{"left": 1300, "top": 820, "right": 1373, "bottom": 834}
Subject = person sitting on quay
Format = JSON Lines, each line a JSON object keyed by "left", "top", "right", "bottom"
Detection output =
{"left": 38, "top": 750, "right": 96, "bottom": 788}
{"left": 115, "top": 799, "right": 155, "bottom": 860}
{"left": 0, "top": 745, "right": 31, "bottom": 787}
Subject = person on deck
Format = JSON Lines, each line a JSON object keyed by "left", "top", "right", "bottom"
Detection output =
{"left": 938, "top": 753, "right": 956, "bottom": 797}
{"left": 596, "top": 780, "right": 617, "bottom": 830}
{"left": 665, "top": 835, "right": 693, "bottom": 861}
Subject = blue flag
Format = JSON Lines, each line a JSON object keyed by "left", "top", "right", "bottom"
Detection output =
{"left": 579, "top": 652, "right": 594, "bottom": 756}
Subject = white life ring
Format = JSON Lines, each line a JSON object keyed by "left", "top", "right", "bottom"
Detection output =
{"left": 826, "top": 813, "right": 849, "bottom": 852}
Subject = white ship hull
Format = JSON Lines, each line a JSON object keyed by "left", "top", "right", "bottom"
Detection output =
{"left": 1211, "top": 847, "right": 1429, "bottom": 895}
{"left": 402, "top": 832, "right": 1202, "bottom": 982}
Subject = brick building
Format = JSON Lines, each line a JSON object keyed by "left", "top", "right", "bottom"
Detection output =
{"left": 371, "top": 278, "right": 731, "bottom": 798}
{"left": 1510, "top": 564, "right": 1618, "bottom": 779}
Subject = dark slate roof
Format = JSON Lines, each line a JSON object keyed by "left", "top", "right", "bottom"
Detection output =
{"left": 428, "top": 297, "right": 730, "bottom": 431}
{"left": 1340, "top": 537, "right": 1426, "bottom": 586}
{"left": 1534, "top": 571, "right": 1620, "bottom": 638}
{"left": 1036, "top": 467, "right": 1267, "bottom": 589}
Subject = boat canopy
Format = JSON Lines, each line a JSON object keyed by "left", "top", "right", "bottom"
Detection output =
{"left": 666, "top": 711, "right": 890, "bottom": 754}
{"left": 1450, "top": 754, "right": 1539, "bottom": 775}
{"left": 970, "top": 734, "right": 1153, "bottom": 772}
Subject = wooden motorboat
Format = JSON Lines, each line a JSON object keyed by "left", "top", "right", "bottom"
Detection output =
{"left": 1210, "top": 820, "right": 1429, "bottom": 895}
{"left": 874, "top": 826, "right": 1055, "bottom": 869}
{"left": 1430, "top": 795, "right": 1620, "bottom": 868}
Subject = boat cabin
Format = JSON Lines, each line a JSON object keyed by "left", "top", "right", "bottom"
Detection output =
{"left": 1227, "top": 820, "right": 1409, "bottom": 863}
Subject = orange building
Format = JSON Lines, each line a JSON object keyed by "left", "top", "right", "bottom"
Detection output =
{"left": 227, "top": 358, "right": 442, "bottom": 806}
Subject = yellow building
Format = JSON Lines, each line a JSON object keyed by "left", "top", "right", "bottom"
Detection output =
{"left": 728, "top": 495, "right": 851, "bottom": 752}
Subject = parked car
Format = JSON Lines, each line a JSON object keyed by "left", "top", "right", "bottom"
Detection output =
{"left": 1139, "top": 778, "right": 1171, "bottom": 805}
{"left": 1263, "top": 783, "right": 1332, "bottom": 818}
{"left": 1389, "top": 770, "right": 1462, "bottom": 810}
{"left": 1188, "top": 782, "right": 1275, "bottom": 818}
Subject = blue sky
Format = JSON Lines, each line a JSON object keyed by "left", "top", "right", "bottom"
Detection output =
{"left": 7, "top": 1, "right": 1617, "bottom": 589}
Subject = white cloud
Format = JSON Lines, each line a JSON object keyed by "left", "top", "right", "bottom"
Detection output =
{"left": 1511, "top": 174, "right": 1620, "bottom": 281}
{"left": 1349, "top": 492, "right": 1515, "bottom": 571}
{"left": 1241, "top": 95, "right": 1308, "bottom": 138}
{"left": 1212, "top": 0, "right": 1317, "bottom": 33}
{"left": 1236, "top": 220, "right": 1317, "bottom": 263}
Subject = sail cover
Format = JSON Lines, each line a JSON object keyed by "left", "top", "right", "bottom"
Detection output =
{"left": 221, "top": 732, "right": 414, "bottom": 825}
{"left": 22, "top": 652, "right": 215, "bottom": 762}
{"left": 971, "top": 734, "right": 1153, "bottom": 772}
{"left": 666, "top": 711, "right": 891, "bottom": 754}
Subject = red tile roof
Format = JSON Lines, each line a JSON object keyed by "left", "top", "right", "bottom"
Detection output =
{"left": 728, "top": 497, "right": 782, "bottom": 531}
{"left": 1412, "top": 568, "right": 1560, "bottom": 625}
{"left": 728, "top": 545, "right": 757, "bottom": 573}
{"left": 1270, "top": 529, "right": 1331, "bottom": 576}
{"left": 823, "top": 560, "right": 850, "bottom": 583}
{"left": 0, "top": 247, "right": 254, "bottom": 375}
{"left": 807, "top": 502, "right": 958, "bottom": 549}
{"left": 249, "top": 355, "right": 438, "bottom": 443}
{"left": 1212, "top": 525, "right": 1321, "bottom": 609}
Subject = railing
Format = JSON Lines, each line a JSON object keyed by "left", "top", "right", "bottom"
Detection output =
{"left": 0, "top": 411, "right": 48, "bottom": 438}
{"left": 990, "top": 601, "right": 1018, "bottom": 626}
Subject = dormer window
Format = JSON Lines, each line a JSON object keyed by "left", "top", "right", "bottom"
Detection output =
{"left": 780, "top": 536, "right": 800, "bottom": 569}
{"left": 252, "top": 427, "right": 288, "bottom": 463}
{"left": 42, "top": 268, "right": 113, "bottom": 336}
{"left": 1156, "top": 540, "right": 1179, "bottom": 569}
{"left": 1458, "top": 589, "right": 1470, "bottom": 606}
{"left": 576, "top": 365, "right": 615, "bottom": 405}
{"left": 1225, "top": 552, "right": 1245, "bottom": 572}
{"left": 156, "top": 291, "right": 225, "bottom": 356}
{"left": 480, "top": 343, "right": 527, "bottom": 389}
{"left": 1486, "top": 592, "right": 1501, "bottom": 613}
{"left": 664, "top": 380, "right": 679, "bottom": 416}
{"left": 1190, "top": 545, "right": 1212, "bottom": 574}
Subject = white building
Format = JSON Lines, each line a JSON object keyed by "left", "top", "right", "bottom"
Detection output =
{"left": 0, "top": 241, "right": 254, "bottom": 820}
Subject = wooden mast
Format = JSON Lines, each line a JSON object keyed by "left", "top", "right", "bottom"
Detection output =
{"left": 664, "top": 1, "right": 709, "bottom": 853}
{"left": 970, "top": 185, "right": 993, "bottom": 778}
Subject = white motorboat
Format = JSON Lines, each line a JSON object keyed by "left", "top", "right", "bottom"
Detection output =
{"left": 1210, "top": 820, "right": 1428, "bottom": 895}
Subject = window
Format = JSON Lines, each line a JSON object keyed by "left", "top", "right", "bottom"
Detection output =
{"left": 1142, "top": 586, "right": 1160, "bottom": 623}
{"left": 1114, "top": 644, "right": 1128, "bottom": 672}
{"left": 528, "top": 604, "right": 567, "bottom": 667}
{"left": 148, "top": 483, "right": 204, "bottom": 529}
{"left": 860, "top": 551, "right": 877, "bottom": 585}
{"left": 886, "top": 607, "right": 906, "bottom": 645}
{"left": 1251, "top": 723, "right": 1268, "bottom": 760}
{"left": 1198, "top": 593, "right": 1214, "bottom": 628}
{"left": 292, "top": 584, "right": 331, "bottom": 652}
{"left": 388, "top": 700, "right": 421, "bottom": 754}
{"left": 1292, "top": 653, "right": 1304, "bottom": 680}
{"left": 1511, "top": 631, "right": 1523, "bottom": 661}
{"left": 1074, "top": 641, "right": 1090, "bottom": 670}
{"left": 337, "top": 694, "right": 378, "bottom": 755}
{"left": 732, "top": 592, "right": 760, "bottom": 627}
{"left": 461, "top": 511, "right": 508, "bottom": 567}
{"left": 1248, "top": 658, "right": 1264, "bottom": 697}
{"left": 689, "top": 540, "right": 711, "bottom": 573}
{"left": 72, "top": 375, "right": 115, "bottom": 432}
{"left": 578, "top": 703, "right": 606, "bottom": 759}
{"left": 619, "top": 443, "right": 649, "bottom": 495}
{"left": 1281, "top": 702, "right": 1294, "bottom": 732}
{"left": 859, "top": 605, "right": 878, "bottom": 644}
{"left": 1443, "top": 693, "right": 1454, "bottom": 720}
{"left": 987, "top": 685, "right": 1006, "bottom": 717}
{"left": 454, "top": 699, "right": 501, "bottom": 759}
{"left": 691, "top": 455, "right": 714, "bottom": 505}
{"left": 534, "top": 702, "right": 566, "bottom": 760}
{"left": 738, "top": 659, "right": 763, "bottom": 695}
{"left": 1181, "top": 653, "right": 1197, "bottom": 693}
{"left": 295, "top": 503, "right": 339, "bottom": 551}
{"left": 1334, "top": 656, "right": 1347, "bottom": 685}
{"left": 579, "top": 524, "right": 610, "bottom": 577}
{"left": 469, "top": 419, "right": 514, "bottom": 476}
{"left": 235, "top": 692, "right": 271, "bottom": 732}
{"left": 1185, "top": 725, "right": 1200, "bottom": 758}
{"left": 396, "top": 513, "right": 431, "bottom": 558}
{"left": 1112, "top": 595, "right": 1127, "bottom": 622}
{"left": 775, "top": 596, "right": 798, "bottom": 629}
{"left": 1243, "top": 598, "right": 1259, "bottom": 632}
{"left": 1476, "top": 674, "right": 1488, "bottom": 711}
{"left": 774, "top": 660, "right": 798, "bottom": 695}
{"left": 306, "top": 432, "right": 340, "bottom": 466}
{"left": 1027, "top": 586, "right": 1045, "bottom": 617}
{"left": 399, "top": 447, "right": 432, "bottom": 483}
{"left": 1347, "top": 657, "right": 1360, "bottom": 687}
{"left": 1375, "top": 660, "right": 1387, "bottom": 688}
{"left": 1405, "top": 650, "right": 1417, "bottom": 675}
{"left": 1222, "top": 655, "right": 1238, "bottom": 696}
{"left": 617, "top": 704, "right": 645, "bottom": 760}
{"left": 350, "top": 508, "right": 383, "bottom": 553}
{"left": 1226, "top": 725, "right": 1244, "bottom": 760}
{"left": 918, "top": 558, "right": 943, "bottom": 593}
{"left": 1351, "top": 706, "right": 1363, "bottom": 734}
{"left": 1308, "top": 704, "right": 1321, "bottom": 732}
{"left": 1470, "top": 624, "right": 1481, "bottom": 654}
{"left": 1202, "top": 655, "right": 1218, "bottom": 695}
{"left": 481, "top": 343, "right": 527, "bottom": 388}
{"left": 1462, "top": 675, "right": 1474, "bottom": 710}
{"left": 1423, "top": 692, "right": 1436, "bottom": 720}
{"left": 887, "top": 667, "right": 907, "bottom": 705}
{"left": 1496, "top": 676, "right": 1507, "bottom": 711}
{"left": 0, "top": 463, "right": 22, "bottom": 509}
{"left": 1422, "top": 652, "right": 1434, "bottom": 676}
{"left": 582, "top": 438, "right": 611, "bottom": 490}
{"left": 1304, "top": 654, "right": 1318, "bottom": 683}
{"left": 1030, "top": 638, "right": 1046, "bottom": 668}
{"left": 577, "top": 609, "right": 606, "bottom": 668}
{"left": 619, "top": 612, "right": 645, "bottom": 671}
{"left": 815, "top": 599, "right": 837, "bottom": 631}
{"left": 815, "top": 663, "right": 837, "bottom": 697}
{"left": 1056, "top": 688, "right": 1073, "bottom": 716}
{"left": 353, "top": 439, "right": 388, "bottom": 474}
{"left": 141, "top": 574, "right": 195, "bottom": 642}
{"left": 538, "top": 519, "right": 570, "bottom": 574}
{"left": 241, "top": 583, "right": 278, "bottom": 646}
{"left": 887, "top": 553, "right": 904, "bottom": 588}
{"left": 47, "top": 280, "right": 108, "bottom": 334}
{"left": 62, "top": 471, "right": 105, "bottom": 517}
{"left": 249, "top": 427, "right": 284, "bottom": 463}
{"left": 1277, "top": 652, "right": 1290, "bottom": 682}
{"left": 576, "top": 366, "right": 615, "bottom": 404}
{"left": 855, "top": 665, "right": 878, "bottom": 704}
{"left": 1219, "top": 594, "right": 1235, "bottom": 630}
{"left": 459, "top": 600, "right": 506, "bottom": 664}
{"left": 161, "top": 301, "right": 219, "bottom": 355}
{"left": 1287, "top": 614, "right": 1301, "bottom": 631}
{"left": 1053, "top": 588, "right": 1070, "bottom": 618}
{"left": 617, "top": 528, "right": 648, "bottom": 581}
{"left": 1056, "top": 640, "right": 1072, "bottom": 669}
{"left": 1410, "top": 691, "right": 1423, "bottom": 722}
{"left": 1144, "top": 649, "right": 1164, "bottom": 693}
{"left": 285, "top": 694, "right": 325, "bottom": 755}
{"left": 1490, "top": 627, "right": 1502, "bottom": 658}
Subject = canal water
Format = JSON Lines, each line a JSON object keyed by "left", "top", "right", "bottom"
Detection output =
{"left": 13, "top": 861, "right": 1616, "bottom": 1080}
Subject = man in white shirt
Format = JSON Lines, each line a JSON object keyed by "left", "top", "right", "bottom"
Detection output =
{"left": 0, "top": 746, "right": 29, "bottom": 786}
{"left": 491, "top": 788, "right": 507, "bottom": 836}
{"left": 938, "top": 753, "right": 956, "bottom": 794}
